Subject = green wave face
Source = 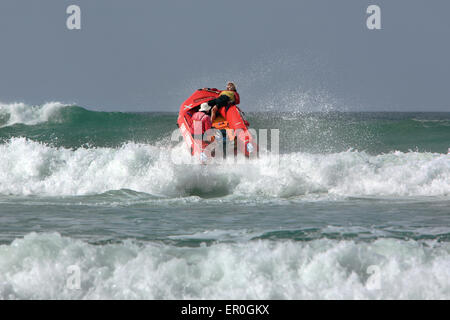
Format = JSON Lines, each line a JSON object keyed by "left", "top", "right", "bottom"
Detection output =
{"left": 0, "top": 103, "right": 449, "bottom": 154}
{"left": 0, "top": 105, "right": 176, "bottom": 148}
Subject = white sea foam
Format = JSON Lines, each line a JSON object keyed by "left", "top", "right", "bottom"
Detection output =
{"left": 0, "top": 102, "right": 66, "bottom": 127}
{"left": 0, "top": 232, "right": 449, "bottom": 299}
{"left": 0, "top": 137, "right": 449, "bottom": 198}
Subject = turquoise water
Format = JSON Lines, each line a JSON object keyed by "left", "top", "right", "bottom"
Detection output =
{"left": 0, "top": 102, "right": 449, "bottom": 299}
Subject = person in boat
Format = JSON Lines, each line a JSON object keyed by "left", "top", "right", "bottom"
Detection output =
{"left": 200, "top": 82, "right": 240, "bottom": 122}
{"left": 191, "top": 102, "right": 212, "bottom": 140}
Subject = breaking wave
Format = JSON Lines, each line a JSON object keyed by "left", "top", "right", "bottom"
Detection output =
{"left": 0, "top": 232, "right": 449, "bottom": 299}
{"left": 0, "top": 137, "right": 449, "bottom": 198}
{"left": 0, "top": 102, "right": 67, "bottom": 127}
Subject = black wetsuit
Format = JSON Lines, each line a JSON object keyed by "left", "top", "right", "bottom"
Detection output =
{"left": 207, "top": 95, "right": 231, "bottom": 110}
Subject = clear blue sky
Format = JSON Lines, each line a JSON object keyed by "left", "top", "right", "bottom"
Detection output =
{"left": 0, "top": 0, "right": 449, "bottom": 112}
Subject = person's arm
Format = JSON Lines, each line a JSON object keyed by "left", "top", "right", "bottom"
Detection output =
{"left": 234, "top": 92, "right": 240, "bottom": 105}
{"left": 211, "top": 106, "right": 218, "bottom": 122}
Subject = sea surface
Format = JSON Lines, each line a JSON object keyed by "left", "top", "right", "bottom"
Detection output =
{"left": 0, "top": 102, "right": 449, "bottom": 299}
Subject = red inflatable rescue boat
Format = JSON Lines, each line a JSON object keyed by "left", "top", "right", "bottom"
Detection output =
{"left": 177, "top": 88, "right": 257, "bottom": 160}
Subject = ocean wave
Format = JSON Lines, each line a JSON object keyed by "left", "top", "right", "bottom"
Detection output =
{"left": 0, "top": 102, "right": 67, "bottom": 127}
{"left": 0, "top": 232, "right": 449, "bottom": 299}
{"left": 1, "top": 105, "right": 449, "bottom": 155}
{"left": 0, "top": 137, "right": 449, "bottom": 198}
